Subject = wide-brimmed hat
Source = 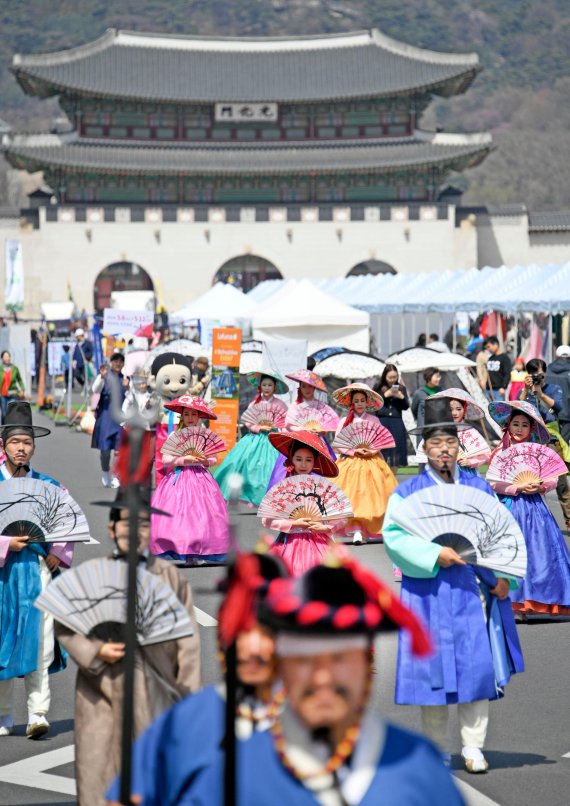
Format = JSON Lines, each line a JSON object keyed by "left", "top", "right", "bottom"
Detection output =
{"left": 285, "top": 370, "right": 327, "bottom": 393}
{"left": 0, "top": 401, "right": 51, "bottom": 439}
{"left": 163, "top": 395, "right": 217, "bottom": 420}
{"left": 247, "top": 371, "right": 289, "bottom": 395}
{"left": 269, "top": 430, "right": 338, "bottom": 477}
{"left": 257, "top": 551, "right": 431, "bottom": 657}
{"left": 431, "top": 388, "right": 485, "bottom": 421}
{"left": 408, "top": 396, "right": 470, "bottom": 436}
{"left": 332, "top": 383, "right": 383, "bottom": 410}
{"left": 488, "top": 400, "right": 549, "bottom": 444}
{"left": 92, "top": 488, "right": 170, "bottom": 517}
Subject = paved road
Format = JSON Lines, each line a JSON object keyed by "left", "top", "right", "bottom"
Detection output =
{"left": 0, "top": 412, "right": 568, "bottom": 805}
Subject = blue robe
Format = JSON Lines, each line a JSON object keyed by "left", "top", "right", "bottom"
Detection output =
{"left": 384, "top": 468, "right": 524, "bottom": 706}
{"left": 0, "top": 469, "right": 66, "bottom": 679}
{"left": 107, "top": 686, "right": 464, "bottom": 806}
{"left": 91, "top": 373, "right": 125, "bottom": 451}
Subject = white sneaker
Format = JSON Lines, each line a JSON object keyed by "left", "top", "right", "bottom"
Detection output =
{"left": 352, "top": 530, "right": 363, "bottom": 545}
{"left": 101, "top": 472, "right": 111, "bottom": 488}
{"left": 0, "top": 715, "right": 13, "bottom": 737}
{"left": 110, "top": 476, "right": 121, "bottom": 489}
{"left": 461, "top": 746, "right": 488, "bottom": 773}
{"left": 26, "top": 714, "right": 49, "bottom": 740}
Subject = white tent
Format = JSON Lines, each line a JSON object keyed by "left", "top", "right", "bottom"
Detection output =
{"left": 252, "top": 279, "right": 370, "bottom": 353}
{"left": 170, "top": 282, "right": 258, "bottom": 324}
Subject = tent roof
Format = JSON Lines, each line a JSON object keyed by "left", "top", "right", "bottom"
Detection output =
{"left": 251, "top": 279, "right": 369, "bottom": 328}
{"left": 171, "top": 282, "right": 257, "bottom": 323}
{"left": 248, "top": 262, "right": 570, "bottom": 314}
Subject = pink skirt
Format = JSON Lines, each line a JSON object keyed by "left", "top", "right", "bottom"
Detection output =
{"left": 270, "top": 531, "right": 331, "bottom": 577}
{"left": 151, "top": 465, "right": 230, "bottom": 562}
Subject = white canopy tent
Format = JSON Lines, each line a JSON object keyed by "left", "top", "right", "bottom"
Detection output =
{"left": 170, "top": 282, "right": 258, "bottom": 325}
{"left": 252, "top": 279, "right": 370, "bottom": 354}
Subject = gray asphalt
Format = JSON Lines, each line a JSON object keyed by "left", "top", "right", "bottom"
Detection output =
{"left": 0, "top": 410, "right": 569, "bottom": 805}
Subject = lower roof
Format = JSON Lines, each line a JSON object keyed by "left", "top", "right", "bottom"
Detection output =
{"left": 3, "top": 131, "right": 492, "bottom": 176}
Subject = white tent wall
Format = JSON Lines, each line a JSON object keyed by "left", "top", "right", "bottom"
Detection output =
{"left": 370, "top": 313, "right": 455, "bottom": 355}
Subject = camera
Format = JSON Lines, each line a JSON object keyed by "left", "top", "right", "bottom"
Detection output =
{"left": 531, "top": 373, "right": 544, "bottom": 385}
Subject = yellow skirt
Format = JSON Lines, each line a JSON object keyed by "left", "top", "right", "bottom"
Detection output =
{"left": 333, "top": 455, "right": 397, "bottom": 537}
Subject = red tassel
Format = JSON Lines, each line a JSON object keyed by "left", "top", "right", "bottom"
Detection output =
{"left": 113, "top": 429, "right": 154, "bottom": 487}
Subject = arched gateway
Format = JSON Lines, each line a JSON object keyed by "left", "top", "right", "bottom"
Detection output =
{"left": 94, "top": 261, "right": 154, "bottom": 312}
{"left": 214, "top": 255, "right": 282, "bottom": 292}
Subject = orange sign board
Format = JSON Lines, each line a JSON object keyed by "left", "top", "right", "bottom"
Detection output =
{"left": 210, "top": 327, "right": 242, "bottom": 457}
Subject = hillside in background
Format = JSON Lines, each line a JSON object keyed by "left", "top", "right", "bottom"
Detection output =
{"left": 1, "top": 0, "right": 569, "bottom": 209}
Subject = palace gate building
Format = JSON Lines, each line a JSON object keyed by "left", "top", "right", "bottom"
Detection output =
{"left": 1, "top": 29, "right": 569, "bottom": 316}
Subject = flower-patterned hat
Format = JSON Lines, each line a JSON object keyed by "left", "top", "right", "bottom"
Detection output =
{"left": 431, "top": 388, "right": 485, "bottom": 421}
{"left": 163, "top": 395, "right": 217, "bottom": 419}
{"left": 488, "top": 400, "right": 549, "bottom": 444}
{"left": 285, "top": 370, "right": 327, "bottom": 393}
{"left": 269, "top": 430, "right": 338, "bottom": 477}
{"left": 247, "top": 371, "right": 289, "bottom": 395}
{"left": 332, "top": 383, "right": 383, "bottom": 410}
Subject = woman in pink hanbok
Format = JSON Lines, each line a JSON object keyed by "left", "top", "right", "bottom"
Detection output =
{"left": 151, "top": 395, "right": 229, "bottom": 565}
{"left": 261, "top": 430, "right": 343, "bottom": 577}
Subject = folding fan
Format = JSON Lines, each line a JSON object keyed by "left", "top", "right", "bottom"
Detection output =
{"left": 287, "top": 408, "right": 339, "bottom": 433}
{"left": 391, "top": 485, "right": 526, "bottom": 578}
{"left": 416, "top": 428, "right": 489, "bottom": 463}
{"left": 0, "top": 479, "right": 92, "bottom": 543}
{"left": 332, "top": 421, "right": 395, "bottom": 454}
{"left": 457, "top": 428, "right": 490, "bottom": 459}
{"left": 162, "top": 426, "right": 225, "bottom": 459}
{"left": 35, "top": 557, "right": 194, "bottom": 646}
{"left": 241, "top": 402, "right": 287, "bottom": 429}
{"left": 486, "top": 443, "right": 567, "bottom": 487}
{"left": 257, "top": 474, "right": 353, "bottom": 522}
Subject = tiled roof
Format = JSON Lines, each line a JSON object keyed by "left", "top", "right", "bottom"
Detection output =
{"left": 12, "top": 28, "right": 480, "bottom": 103}
{"left": 2, "top": 131, "right": 492, "bottom": 176}
{"left": 528, "top": 211, "right": 570, "bottom": 232}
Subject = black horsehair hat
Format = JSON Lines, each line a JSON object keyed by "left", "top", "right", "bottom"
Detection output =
{"left": 91, "top": 487, "right": 171, "bottom": 518}
{"left": 0, "top": 400, "right": 51, "bottom": 439}
{"left": 409, "top": 396, "right": 470, "bottom": 437}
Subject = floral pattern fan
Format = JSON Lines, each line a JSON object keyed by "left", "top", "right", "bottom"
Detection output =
{"left": 486, "top": 443, "right": 567, "bottom": 487}
{"left": 391, "top": 485, "right": 527, "bottom": 578}
{"left": 162, "top": 426, "right": 226, "bottom": 459}
{"left": 258, "top": 474, "right": 353, "bottom": 522}
{"left": 0, "top": 479, "right": 92, "bottom": 543}
{"left": 241, "top": 402, "right": 287, "bottom": 429}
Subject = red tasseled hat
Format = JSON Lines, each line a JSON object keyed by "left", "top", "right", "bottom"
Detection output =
{"left": 269, "top": 429, "right": 338, "bottom": 478}
{"left": 258, "top": 549, "right": 432, "bottom": 658}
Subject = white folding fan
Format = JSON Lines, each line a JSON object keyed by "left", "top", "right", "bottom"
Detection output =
{"left": 241, "top": 402, "right": 287, "bottom": 429}
{"left": 332, "top": 421, "right": 395, "bottom": 454}
{"left": 35, "top": 557, "right": 194, "bottom": 646}
{"left": 0, "top": 478, "right": 92, "bottom": 543}
{"left": 287, "top": 408, "right": 339, "bottom": 433}
{"left": 486, "top": 443, "right": 567, "bottom": 487}
{"left": 391, "top": 485, "right": 527, "bottom": 578}
{"left": 257, "top": 474, "right": 353, "bottom": 522}
{"left": 161, "top": 426, "right": 226, "bottom": 459}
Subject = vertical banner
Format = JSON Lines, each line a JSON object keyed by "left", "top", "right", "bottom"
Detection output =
{"left": 4, "top": 239, "right": 24, "bottom": 311}
{"left": 210, "top": 327, "right": 242, "bottom": 460}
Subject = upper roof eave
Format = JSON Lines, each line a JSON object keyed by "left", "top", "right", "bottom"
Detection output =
{"left": 11, "top": 27, "right": 481, "bottom": 104}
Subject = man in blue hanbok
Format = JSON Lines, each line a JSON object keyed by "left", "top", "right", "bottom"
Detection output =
{"left": 384, "top": 397, "right": 524, "bottom": 773}
{"left": 0, "top": 402, "right": 73, "bottom": 739}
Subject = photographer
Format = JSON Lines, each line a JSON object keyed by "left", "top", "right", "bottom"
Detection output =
{"left": 519, "top": 358, "right": 570, "bottom": 531}
{"left": 519, "top": 358, "right": 562, "bottom": 424}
